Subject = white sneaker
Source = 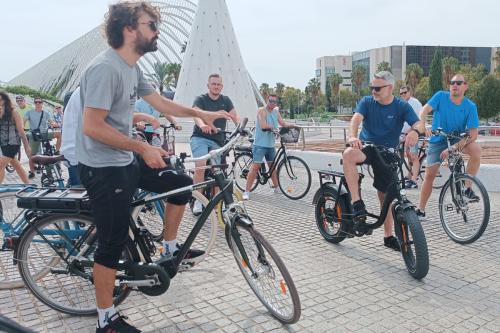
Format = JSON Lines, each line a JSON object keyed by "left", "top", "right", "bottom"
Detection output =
{"left": 273, "top": 187, "right": 282, "bottom": 194}
{"left": 242, "top": 192, "right": 250, "bottom": 200}
{"left": 192, "top": 200, "right": 203, "bottom": 215}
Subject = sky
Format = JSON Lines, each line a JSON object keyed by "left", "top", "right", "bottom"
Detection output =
{"left": 1, "top": 0, "right": 499, "bottom": 90}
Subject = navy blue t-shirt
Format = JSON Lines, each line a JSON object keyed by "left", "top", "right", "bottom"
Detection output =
{"left": 355, "top": 96, "right": 419, "bottom": 148}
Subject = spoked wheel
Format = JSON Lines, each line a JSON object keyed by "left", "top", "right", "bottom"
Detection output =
{"left": 395, "top": 208, "right": 429, "bottom": 280}
{"left": 0, "top": 193, "right": 28, "bottom": 289}
{"left": 216, "top": 188, "right": 244, "bottom": 228}
{"left": 314, "top": 186, "right": 348, "bottom": 243}
{"left": 439, "top": 174, "right": 490, "bottom": 244}
{"left": 233, "top": 154, "right": 258, "bottom": 192}
{"left": 16, "top": 214, "right": 131, "bottom": 315}
{"left": 226, "top": 222, "right": 301, "bottom": 324}
{"left": 277, "top": 156, "right": 311, "bottom": 200}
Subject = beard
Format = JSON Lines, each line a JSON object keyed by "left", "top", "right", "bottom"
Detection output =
{"left": 135, "top": 31, "right": 158, "bottom": 55}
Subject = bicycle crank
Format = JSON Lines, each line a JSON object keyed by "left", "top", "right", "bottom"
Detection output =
{"left": 123, "top": 262, "right": 170, "bottom": 296}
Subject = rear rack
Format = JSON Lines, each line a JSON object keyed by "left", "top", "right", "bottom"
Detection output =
{"left": 16, "top": 187, "right": 91, "bottom": 213}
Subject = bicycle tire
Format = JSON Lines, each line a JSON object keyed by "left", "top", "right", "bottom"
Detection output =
{"left": 17, "top": 214, "right": 131, "bottom": 315}
{"left": 395, "top": 208, "right": 429, "bottom": 280}
{"left": 314, "top": 186, "right": 348, "bottom": 244}
{"left": 226, "top": 222, "right": 301, "bottom": 324}
{"left": 233, "top": 153, "right": 258, "bottom": 192}
{"left": 0, "top": 193, "right": 30, "bottom": 290}
{"left": 439, "top": 174, "right": 490, "bottom": 244}
{"left": 432, "top": 164, "right": 450, "bottom": 189}
{"left": 216, "top": 188, "right": 244, "bottom": 228}
{"left": 277, "top": 156, "right": 311, "bottom": 200}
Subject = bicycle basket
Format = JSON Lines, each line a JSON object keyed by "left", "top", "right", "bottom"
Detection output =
{"left": 279, "top": 127, "right": 301, "bottom": 143}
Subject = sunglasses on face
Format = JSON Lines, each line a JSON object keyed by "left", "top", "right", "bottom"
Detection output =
{"left": 269, "top": 100, "right": 278, "bottom": 103}
{"left": 450, "top": 80, "right": 465, "bottom": 86}
{"left": 139, "top": 21, "right": 158, "bottom": 32}
{"left": 400, "top": 91, "right": 408, "bottom": 95}
{"left": 369, "top": 85, "right": 390, "bottom": 92}
{"left": 34, "top": 101, "right": 43, "bottom": 104}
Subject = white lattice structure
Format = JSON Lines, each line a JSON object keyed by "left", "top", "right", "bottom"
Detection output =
{"left": 174, "top": 0, "right": 263, "bottom": 120}
{"left": 9, "top": 0, "right": 197, "bottom": 98}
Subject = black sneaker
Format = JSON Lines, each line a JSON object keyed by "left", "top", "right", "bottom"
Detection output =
{"left": 384, "top": 236, "right": 401, "bottom": 252}
{"left": 464, "top": 188, "right": 479, "bottom": 201}
{"left": 352, "top": 200, "right": 367, "bottom": 219}
{"left": 96, "top": 313, "right": 141, "bottom": 333}
{"left": 175, "top": 243, "right": 205, "bottom": 262}
{"left": 28, "top": 171, "right": 35, "bottom": 179}
{"left": 416, "top": 209, "right": 426, "bottom": 221}
{"left": 405, "top": 179, "right": 418, "bottom": 189}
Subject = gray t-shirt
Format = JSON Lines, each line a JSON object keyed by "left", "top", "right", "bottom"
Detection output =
{"left": 76, "top": 48, "right": 154, "bottom": 167}
{"left": 24, "top": 110, "right": 53, "bottom": 133}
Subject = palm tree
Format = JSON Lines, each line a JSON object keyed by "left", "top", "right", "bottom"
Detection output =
{"left": 376, "top": 61, "right": 392, "bottom": 73}
{"left": 442, "top": 56, "right": 460, "bottom": 88}
{"left": 405, "top": 63, "right": 424, "bottom": 94}
{"left": 259, "top": 83, "right": 272, "bottom": 101}
{"left": 352, "top": 65, "right": 367, "bottom": 95}
{"left": 306, "top": 78, "right": 321, "bottom": 109}
{"left": 166, "top": 63, "right": 181, "bottom": 89}
{"left": 328, "top": 74, "right": 343, "bottom": 112}
{"left": 274, "top": 82, "right": 285, "bottom": 108}
{"left": 146, "top": 62, "right": 171, "bottom": 93}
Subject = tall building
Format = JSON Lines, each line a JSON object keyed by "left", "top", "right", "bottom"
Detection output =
{"left": 352, "top": 45, "right": 496, "bottom": 89}
{"left": 315, "top": 56, "right": 352, "bottom": 93}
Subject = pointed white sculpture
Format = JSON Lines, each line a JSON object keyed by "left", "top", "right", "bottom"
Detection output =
{"left": 174, "top": 0, "right": 262, "bottom": 120}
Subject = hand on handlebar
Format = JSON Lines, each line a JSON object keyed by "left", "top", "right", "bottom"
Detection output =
{"left": 348, "top": 137, "right": 362, "bottom": 149}
{"left": 173, "top": 124, "right": 182, "bottom": 131}
{"left": 141, "top": 144, "right": 168, "bottom": 169}
{"left": 198, "top": 110, "right": 231, "bottom": 133}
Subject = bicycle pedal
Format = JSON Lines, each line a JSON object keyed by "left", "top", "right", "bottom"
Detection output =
{"left": 178, "top": 261, "right": 195, "bottom": 272}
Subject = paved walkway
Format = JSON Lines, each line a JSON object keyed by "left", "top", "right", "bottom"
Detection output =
{"left": 0, "top": 167, "right": 499, "bottom": 332}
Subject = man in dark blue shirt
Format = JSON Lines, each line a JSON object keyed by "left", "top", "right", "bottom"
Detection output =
{"left": 343, "top": 71, "right": 423, "bottom": 251}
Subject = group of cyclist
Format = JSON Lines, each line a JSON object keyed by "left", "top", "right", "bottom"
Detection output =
{"left": 343, "top": 70, "right": 481, "bottom": 251}
{"left": 0, "top": 1, "right": 484, "bottom": 332}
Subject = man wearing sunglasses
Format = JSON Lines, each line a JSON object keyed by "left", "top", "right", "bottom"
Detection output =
{"left": 343, "top": 71, "right": 423, "bottom": 251}
{"left": 399, "top": 86, "right": 423, "bottom": 189}
{"left": 76, "top": 2, "right": 231, "bottom": 332}
{"left": 416, "top": 74, "right": 480, "bottom": 220}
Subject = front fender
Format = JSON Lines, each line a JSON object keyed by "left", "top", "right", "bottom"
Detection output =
{"left": 312, "top": 182, "right": 350, "bottom": 205}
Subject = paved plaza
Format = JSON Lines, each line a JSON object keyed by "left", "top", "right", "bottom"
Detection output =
{"left": 0, "top": 167, "right": 499, "bottom": 332}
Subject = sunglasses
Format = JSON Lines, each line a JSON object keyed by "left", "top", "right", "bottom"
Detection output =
{"left": 450, "top": 80, "right": 465, "bottom": 86}
{"left": 369, "top": 85, "right": 390, "bottom": 92}
{"left": 139, "top": 21, "right": 158, "bottom": 32}
{"left": 269, "top": 100, "right": 278, "bottom": 103}
{"left": 400, "top": 91, "right": 408, "bottom": 95}
{"left": 34, "top": 101, "right": 43, "bottom": 104}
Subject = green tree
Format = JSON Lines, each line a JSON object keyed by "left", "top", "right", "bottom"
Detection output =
{"left": 166, "top": 63, "right": 181, "bottom": 89}
{"left": 442, "top": 56, "right": 460, "bottom": 88}
{"left": 282, "top": 86, "right": 302, "bottom": 118}
{"left": 459, "top": 64, "right": 488, "bottom": 103}
{"left": 274, "top": 82, "right": 285, "bottom": 108}
{"left": 476, "top": 75, "right": 500, "bottom": 120}
{"left": 414, "top": 77, "right": 430, "bottom": 104}
{"left": 305, "top": 78, "right": 321, "bottom": 110}
{"left": 429, "top": 48, "right": 443, "bottom": 97}
{"left": 352, "top": 65, "right": 367, "bottom": 95}
{"left": 493, "top": 50, "right": 500, "bottom": 78}
{"left": 328, "top": 73, "right": 343, "bottom": 112}
{"left": 259, "top": 83, "right": 272, "bottom": 101}
{"left": 325, "top": 79, "right": 332, "bottom": 112}
{"left": 376, "top": 61, "right": 392, "bottom": 73}
{"left": 146, "top": 62, "right": 171, "bottom": 93}
{"left": 338, "top": 90, "right": 358, "bottom": 110}
{"left": 405, "top": 63, "right": 424, "bottom": 94}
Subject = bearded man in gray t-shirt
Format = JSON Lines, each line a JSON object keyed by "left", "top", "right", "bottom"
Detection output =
{"left": 76, "top": 3, "right": 231, "bottom": 332}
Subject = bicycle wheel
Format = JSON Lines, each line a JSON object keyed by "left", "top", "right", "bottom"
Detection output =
{"left": 314, "top": 186, "right": 349, "bottom": 244}
{"left": 226, "top": 222, "right": 301, "bottom": 324}
{"left": 216, "top": 188, "right": 244, "bottom": 228}
{"left": 233, "top": 153, "right": 258, "bottom": 192}
{"left": 432, "top": 165, "right": 450, "bottom": 189}
{"left": 395, "top": 208, "right": 429, "bottom": 280}
{"left": 0, "top": 193, "right": 28, "bottom": 289}
{"left": 439, "top": 174, "right": 490, "bottom": 244}
{"left": 277, "top": 156, "right": 311, "bottom": 200}
{"left": 17, "top": 214, "right": 131, "bottom": 315}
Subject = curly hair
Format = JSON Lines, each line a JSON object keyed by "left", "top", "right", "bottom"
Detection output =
{"left": 0, "top": 91, "right": 14, "bottom": 121}
{"left": 104, "top": 1, "right": 161, "bottom": 49}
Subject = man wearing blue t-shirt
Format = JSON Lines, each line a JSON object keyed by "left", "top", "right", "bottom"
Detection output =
{"left": 343, "top": 71, "right": 423, "bottom": 251}
{"left": 416, "top": 74, "right": 481, "bottom": 219}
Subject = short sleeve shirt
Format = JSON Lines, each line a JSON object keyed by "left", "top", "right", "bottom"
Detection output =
{"left": 134, "top": 99, "right": 161, "bottom": 134}
{"left": 76, "top": 48, "right": 155, "bottom": 167}
{"left": 427, "top": 91, "right": 479, "bottom": 143}
{"left": 355, "top": 96, "right": 419, "bottom": 148}
{"left": 24, "top": 109, "right": 53, "bottom": 133}
{"left": 191, "top": 93, "right": 234, "bottom": 146}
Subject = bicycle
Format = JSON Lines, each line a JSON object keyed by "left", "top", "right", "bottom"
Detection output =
{"left": 232, "top": 127, "right": 312, "bottom": 200}
{"left": 313, "top": 144, "right": 429, "bottom": 280}
{"left": 432, "top": 128, "right": 490, "bottom": 244}
{"left": 29, "top": 128, "right": 61, "bottom": 187}
{"left": 14, "top": 119, "right": 301, "bottom": 323}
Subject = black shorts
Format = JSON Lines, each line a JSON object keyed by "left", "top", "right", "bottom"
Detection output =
{"left": 361, "top": 146, "right": 395, "bottom": 193}
{"left": 78, "top": 155, "right": 193, "bottom": 269}
{"left": 0, "top": 145, "right": 20, "bottom": 158}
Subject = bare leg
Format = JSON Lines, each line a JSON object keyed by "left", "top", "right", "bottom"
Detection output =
{"left": 377, "top": 191, "right": 393, "bottom": 237}
{"left": 94, "top": 264, "right": 117, "bottom": 309}
{"left": 245, "top": 163, "right": 261, "bottom": 192}
{"left": 163, "top": 203, "right": 186, "bottom": 241}
{"left": 342, "top": 148, "right": 366, "bottom": 203}
{"left": 0, "top": 157, "right": 9, "bottom": 183}
{"left": 410, "top": 154, "right": 420, "bottom": 181}
{"left": 463, "top": 142, "right": 481, "bottom": 176}
{"left": 54, "top": 132, "right": 62, "bottom": 151}
{"left": 193, "top": 160, "right": 207, "bottom": 195}
{"left": 268, "top": 162, "right": 278, "bottom": 188}
{"left": 418, "top": 164, "right": 439, "bottom": 211}
{"left": 11, "top": 158, "right": 29, "bottom": 184}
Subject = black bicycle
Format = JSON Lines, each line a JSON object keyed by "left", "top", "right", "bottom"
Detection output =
{"left": 232, "top": 127, "right": 312, "bottom": 200}
{"left": 14, "top": 120, "right": 301, "bottom": 324}
{"left": 432, "top": 128, "right": 490, "bottom": 244}
{"left": 313, "top": 144, "right": 429, "bottom": 280}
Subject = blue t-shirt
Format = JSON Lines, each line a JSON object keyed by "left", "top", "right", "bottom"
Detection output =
{"left": 427, "top": 91, "right": 479, "bottom": 143}
{"left": 134, "top": 98, "right": 161, "bottom": 133}
{"left": 355, "top": 96, "right": 419, "bottom": 148}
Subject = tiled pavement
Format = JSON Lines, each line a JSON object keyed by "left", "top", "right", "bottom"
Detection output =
{"left": 0, "top": 169, "right": 499, "bottom": 333}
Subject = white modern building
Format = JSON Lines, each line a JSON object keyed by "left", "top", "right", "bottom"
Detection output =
{"left": 315, "top": 56, "right": 352, "bottom": 93}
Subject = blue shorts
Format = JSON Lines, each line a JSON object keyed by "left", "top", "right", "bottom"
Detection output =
{"left": 426, "top": 138, "right": 460, "bottom": 166}
{"left": 190, "top": 136, "right": 222, "bottom": 164}
{"left": 252, "top": 145, "right": 276, "bottom": 163}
